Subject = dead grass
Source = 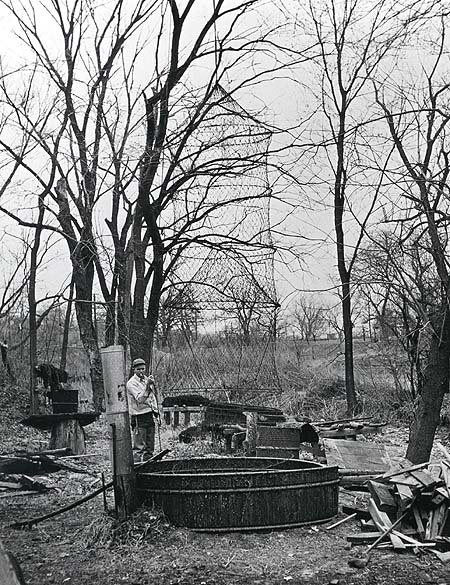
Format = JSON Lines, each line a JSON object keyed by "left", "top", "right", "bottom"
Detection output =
{"left": 80, "top": 505, "right": 171, "bottom": 549}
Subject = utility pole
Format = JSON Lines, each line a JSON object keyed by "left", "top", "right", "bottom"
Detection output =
{"left": 100, "top": 345, "right": 136, "bottom": 520}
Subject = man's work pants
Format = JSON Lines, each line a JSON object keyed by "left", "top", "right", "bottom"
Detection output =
{"left": 131, "top": 413, "right": 155, "bottom": 462}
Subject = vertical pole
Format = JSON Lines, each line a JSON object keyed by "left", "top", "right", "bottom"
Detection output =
{"left": 100, "top": 345, "right": 136, "bottom": 520}
{"left": 101, "top": 472, "right": 108, "bottom": 512}
{"left": 244, "top": 411, "right": 258, "bottom": 457}
{"left": 93, "top": 295, "right": 98, "bottom": 338}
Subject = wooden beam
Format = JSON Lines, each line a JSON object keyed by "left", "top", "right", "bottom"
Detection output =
{"left": 368, "top": 499, "right": 406, "bottom": 550}
{"left": 368, "top": 481, "right": 396, "bottom": 514}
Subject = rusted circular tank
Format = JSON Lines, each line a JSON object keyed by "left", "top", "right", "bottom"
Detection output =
{"left": 137, "top": 457, "right": 339, "bottom": 532}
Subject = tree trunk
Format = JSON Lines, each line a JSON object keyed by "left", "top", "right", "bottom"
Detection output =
{"left": 29, "top": 199, "right": 45, "bottom": 414}
{"left": 56, "top": 181, "right": 103, "bottom": 411}
{"left": 129, "top": 208, "right": 149, "bottom": 362}
{"left": 0, "top": 342, "right": 14, "bottom": 382}
{"left": 60, "top": 279, "right": 74, "bottom": 373}
{"left": 74, "top": 291, "right": 103, "bottom": 412}
{"left": 117, "top": 244, "right": 134, "bottom": 349}
{"left": 145, "top": 212, "right": 165, "bottom": 368}
{"left": 334, "top": 104, "right": 359, "bottom": 416}
{"left": 104, "top": 299, "right": 116, "bottom": 347}
{"left": 406, "top": 313, "right": 450, "bottom": 463}
{"left": 341, "top": 281, "right": 358, "bottom": 415}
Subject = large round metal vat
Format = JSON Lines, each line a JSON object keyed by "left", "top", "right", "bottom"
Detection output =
{"left": 137, "top": 457, "right": 339, "bottom": 532}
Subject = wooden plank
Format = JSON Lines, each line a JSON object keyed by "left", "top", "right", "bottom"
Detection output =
{"left": 382, "top": 461, "right": 429, "bottom": 480}
{"left": 323, "top": 439, "right": 391, "bottom": 472}
{"left": 395, "top": 483, "right": 414, "bottom": 508}
{"left": 162, "top": 406, "right": 205, "bottom": 413}
{"left": 412, "top": 506, "right": 426, "bottom": 540}
{"left": 360, "top": 519, "right": 378, "bottom": 531}
{"left": 431, "top": 487, "right": 449, "bottom": 507}
{"left": 409, "top": 470, "right": 438, "bottom": 490}
{"left": 391, "top": 530, "right": 426, "bottom": 546}
{"left": 440, "top": 462, "right": 450, "bottom": 498}
{"left": 431, "top": 550, "right": 450, "bottom": 563}
{"left": 341, "top": 505, "right": 371, "bottom": 520}
{"left": 368, "top": 481, "right": 396, "bottom": 514}
{"left": 427, "top": 464, "right": 443, "bottom": 483}
{"left": 0, "top": 540, "right": 26, "bottom": 585}
{"left": 313, "top": 416, "right": 373, "bottom": 426}
{"left": 0, "top": 481, "right": 21, "bottom": 490}
{"left": 0, "top": 490, "right": 39, "bottom": 499}
{"left": 368, "top": 499, "right": 406, "bottom": 550}
{"left": 425, "top": 503, "right": 448, "bottom": 540}
{"left": 325, "top": 513, "right": 357, "bottom": 530}
{"left": 347, "top": 531, "right": 384, "bottom": 544}
{"left": 377, "top": 542, "right": 435, "bottom": 549}
{"left": 387, "top": 473, "right": 423, "bottom": 488}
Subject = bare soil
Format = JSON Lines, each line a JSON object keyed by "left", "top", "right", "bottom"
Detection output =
{"left": 1, "top": 391, "right": 450, "bottom": 585}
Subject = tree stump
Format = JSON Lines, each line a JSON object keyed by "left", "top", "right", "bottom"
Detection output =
{"left": 49, "top": 419, "right": 86, "bottom": 455}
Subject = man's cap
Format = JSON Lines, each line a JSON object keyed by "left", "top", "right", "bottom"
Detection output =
{"left": 132, "top": 358, "right": 146, "bottom": 368}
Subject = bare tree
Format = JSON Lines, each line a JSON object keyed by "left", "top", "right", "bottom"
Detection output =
{"left": 293, "top": 295, "right": 326, "bottom": 342}
{"left": 1, "top": 0, "right": 161, "bottom": 408}
{"left": 294, "top": 0, "right": 440, "bottom": 414}
{"left": 374, "top": 16, "right": 450, "bottom": 462}
{"left": 158, "top": 287, "right": 200, "bottom": 348}
{"left": 0, "top": 1, "right": 297, "bottom": 406}
{"left": 355, "top": 231, "right": 434, "bottom": 400}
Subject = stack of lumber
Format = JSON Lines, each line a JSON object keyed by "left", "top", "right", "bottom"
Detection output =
{"left": 314, "top": 417, "right": 386, "bottom": 439}
{"left": 204, "top": 402, "right": 286, "bottom": 427}
{"left": 346, "top": 459, "right": 450, "bottom": 555}
{"left": 0, "top": 474, "right": 52, "bottom": 498}
{"left": 0, "top": 448, "right": 92, "bottom": 498}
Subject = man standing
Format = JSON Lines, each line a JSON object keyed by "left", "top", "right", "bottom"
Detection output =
{"left": 126, "top": 358, "right": 160, "bottom": 462}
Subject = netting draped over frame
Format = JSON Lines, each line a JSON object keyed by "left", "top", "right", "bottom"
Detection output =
{"left": 156, "top": 86, "right": 279, "bottom": 401}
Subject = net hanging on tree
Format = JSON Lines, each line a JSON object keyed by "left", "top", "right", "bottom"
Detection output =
{"left": 156, "top": 86, "right": 280, "bottom": 400}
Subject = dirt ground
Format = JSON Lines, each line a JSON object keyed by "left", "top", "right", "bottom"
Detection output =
{"left": 1, "top": 414, "right": 450, "bottom": 585}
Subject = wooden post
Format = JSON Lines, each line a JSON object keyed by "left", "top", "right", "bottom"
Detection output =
{"left": 244, "top": 411, "right": 258, "bottom": 457}
{"left": 100, "top": 345, "right": 136, "bottom": 520}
